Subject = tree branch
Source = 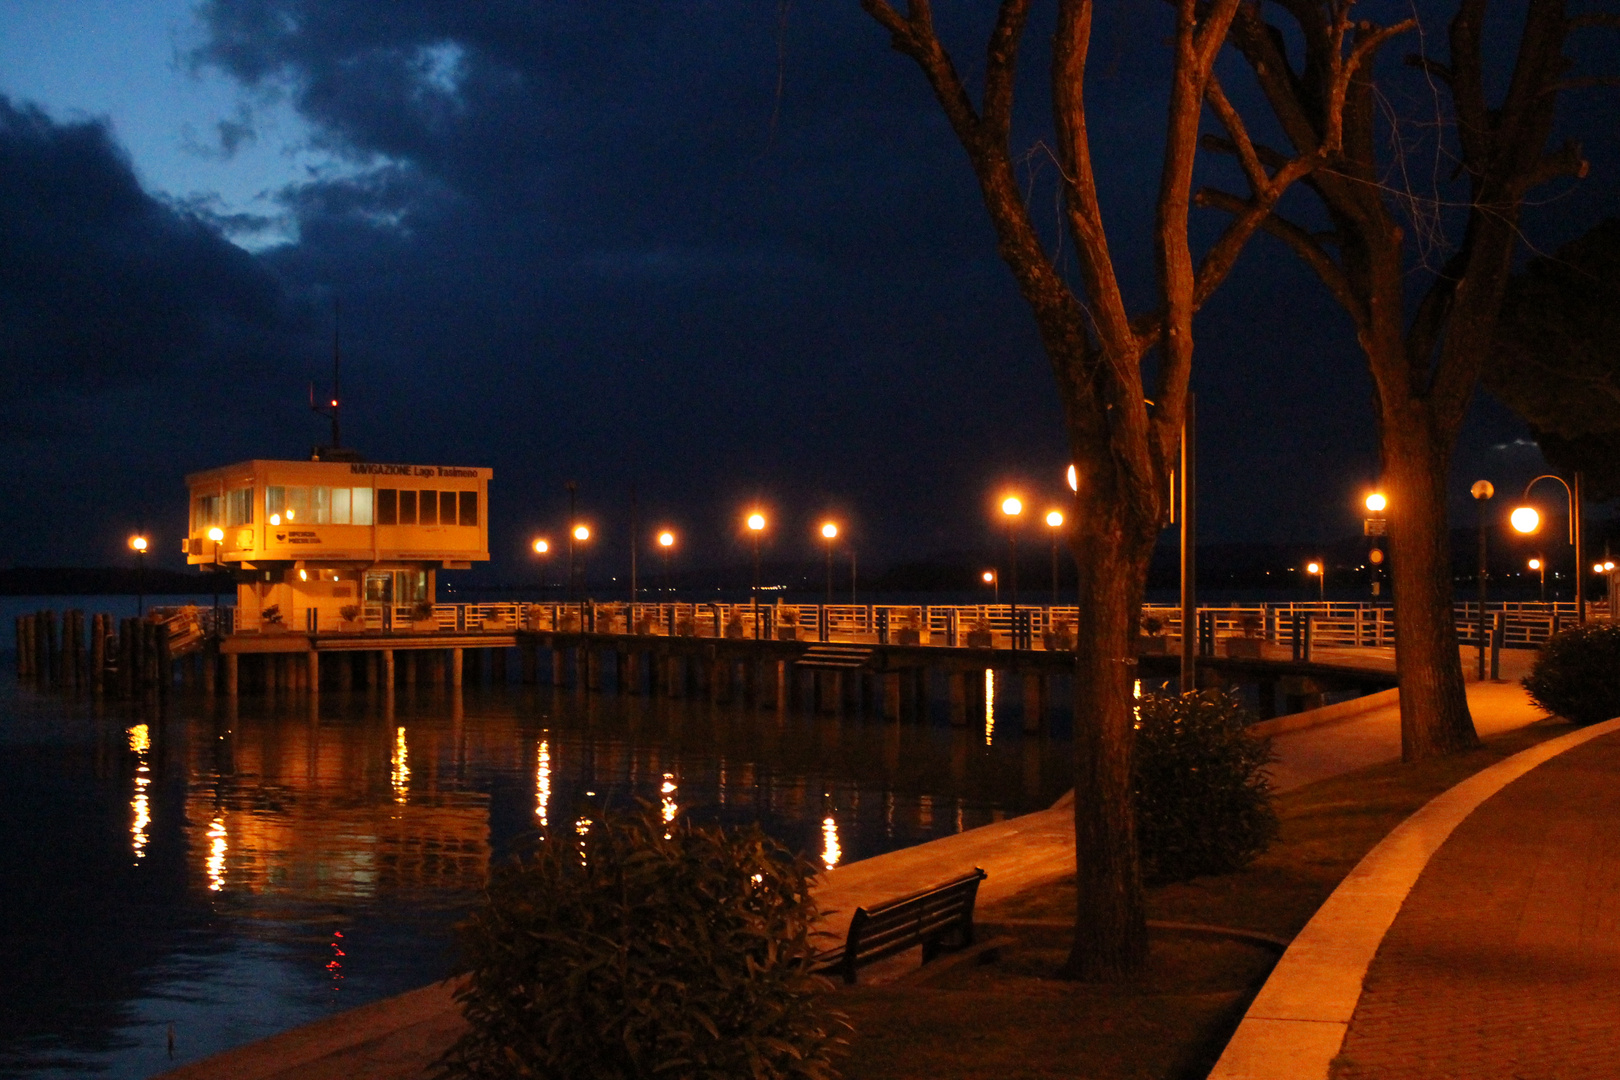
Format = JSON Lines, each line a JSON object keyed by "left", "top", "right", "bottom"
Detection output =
{"left": 1204, "top": 75, "right": 1268, "bottom": 191}
{"left": 1196, "top": 187, "right": 1365, "bottom": 325}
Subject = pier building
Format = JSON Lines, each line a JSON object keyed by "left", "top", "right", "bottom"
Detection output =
{"left": 182, "top": 458, "right": 491, "bottom": 633}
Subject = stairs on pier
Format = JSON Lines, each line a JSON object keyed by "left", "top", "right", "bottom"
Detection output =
{"left": 795, "top": 644, "right": 873, "bottom": 670}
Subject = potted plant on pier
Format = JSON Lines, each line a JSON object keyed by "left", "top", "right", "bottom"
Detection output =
{"left": 411, "top": 600, "right": 436, "bottom": 630}
{"left": 260, "top": 604, "right": 285, "bottom": 633}
{"left": 1139, "top": 614, "right": 1168, "bottom": 655}
{"left": 1225, "top": 613, "right": 1266, "bottom": 659}
{"left": 775, "top": 607, "right": 801, "bottom": 641}
{"left": 965, "top": 615, "right": 994, "bottom": 649}
{"left": 675, "top": 612, "right": 697, "bottom": 637}
{"left": 895, "top": 610, "right": 922, "bottom": 646}
{"left": 724, "top": 610, "right": 748, "bottom": 639}
{"left": 634, "top": 610, "right": 657, "bottom": 635}
{"left": 558, "top": 609, "right": 582, "bottom": 633}
{"left": 338, "top": 604, "right": 364, "bottom": 633}
{"left": 1043, "top": 616, "right": 1075, "bottom": 652}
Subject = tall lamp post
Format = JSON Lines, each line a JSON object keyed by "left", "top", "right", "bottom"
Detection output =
{"left": 1306, "top": 560, "right": 1324, "bottom": 602}
{"left": 1471, "top": 480, "right": 1495, "bottom": 680}
{"left": 982, "top": 569, "right": 998, "bottom": 603}
{"left": 1001, "top": 497, "right": 1022, "bottom": 646}
{"left": 566, "top": 481, "right": 578, "bottom": 601}
{"left": 572, "top": 524, "right": 591, "bottom": 601}
{"left": 1045, "top": 510, "right": 1063, "bottom": 608}
{"left": 206, "top": 528, "right": 224, "bottom": 629}
{"left": 820, "top": 523, "right": 839, "bottom": 604}
{"left": 1510, "top": 473, "right": 1584, "bottom": 623}
{"left": 130, "top": 534, "right": 150, "bottom": 616}
{"left": 532, "top": 538, "right": 550, "bottom": 596}
{"left": 1364, "top": 492, "right": 1388, "bottom": 597}
{"left": 1528, "top": 557, "right": 1546, "bottom": 603}
{"left": 747, "top": 513, "right": 766, "bottom": 638}
{"left": 658, "top": 531, "right": 675, "bottom": 600}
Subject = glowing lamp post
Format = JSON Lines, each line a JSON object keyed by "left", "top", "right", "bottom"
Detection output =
{"left": 130, "top": 534, "right": 150, "bottom": 616}
{"left": 206, "top": 527, "right": 225, "bottom": 628}
{"left": 1528, "top": 557, "right": 1546, "bottom": 603}
{"left": 1045, "top": 510, "right": 1064, "bottom": 607}
{"left": 982, "top": 569, "right": 998, "bottom": 603}
{"left": 747, "top": 513, "right": 766, "bottom": 637}
{"left": 1512, "top": 473, "right": 1583, "bottom": 622}
{"left": 1001, "top": 497, "right": 1022, "bottom": 646}
{"left": 1471, "top": 480, "right": 1495, "bottom": 679}
{"left": 572, "top": 524, "right": 590, "bottom": 602}
{"left": 820, "top": 522, "right": 838, "bottom": 604}
{"left": 658, "top": 530, "right": 675, "bottom": 600}
{"left": 532, "top": 538, "right": 550, "bottom": 596}
{"left": 1306, "top": 560, "right": 1324, "bottom": 603}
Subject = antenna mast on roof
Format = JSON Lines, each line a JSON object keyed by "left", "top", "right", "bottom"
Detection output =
{"left": 310, "top": 296, "right": 342, "bottom": 451}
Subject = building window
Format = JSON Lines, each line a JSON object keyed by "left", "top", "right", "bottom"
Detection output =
{"left": 377, "top": 489, "right": 398, "bottom": 525}
{"left": 420, "top": 489, "right": 438, "bottom": 526}
{"left": 399, "top": 490, "right": 418, "bottom": 525}
{"left": 459, "top": 490, "right": 478, "bottom": 527}
{"left": 440, "top": 491, "right": 458, "bottom": 525}
{"left": 331, "top": 487, "right": 351, "bottom": 525}
{"left": 227, "top": 487, "right": 254, "bottom": 527}
{"left": 194, "top": 494, "right": 223, "bottom": 531}
{"left": 352, "top": 487, "right": 374, "bottom": 526}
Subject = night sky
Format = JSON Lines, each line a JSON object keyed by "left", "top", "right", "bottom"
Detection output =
{"left": 2, "top": 1, "right": 1615, "bottom": 582}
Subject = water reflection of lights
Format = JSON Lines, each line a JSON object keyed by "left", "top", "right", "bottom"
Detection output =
{"left": 661, "top": 772, "right": 678, "bottom": 824}
{"left": 206, "top": 816, "right": 228, "bottom": 891}
{"left": 391, "top": 727, "right": 410, "bottom": 804}
{"left": 984, "top": 669, "right": 996, "bottom": 745}
{"left": 535, "top": 739, "right": 551, "bottom": 827}
{"left": 327, "top": 929, "right": 346, "bottom": 988}
{"left": 128, "top": 724, "right": 151, "bottom": 859}
{"left": 821, "top": 816, "right": 841, "bottom": 870}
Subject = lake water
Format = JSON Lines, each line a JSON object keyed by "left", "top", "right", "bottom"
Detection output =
{"left": 0, "top": 597, "right": 1073, "bottom": 1079}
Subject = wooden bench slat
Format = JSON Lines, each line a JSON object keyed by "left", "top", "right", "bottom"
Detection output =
{"left": 818, "top": 867, "right": 986, "bottom": 985}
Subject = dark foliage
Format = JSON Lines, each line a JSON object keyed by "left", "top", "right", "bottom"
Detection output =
{"left": 1133, "top": 690, "right": 1277, "bottom": 884}
{"left": 1523, "top": 624, "right": 1620, "bottom": 726}
{"left": 434, "top": 808, "right": 846, "bottom": 1080}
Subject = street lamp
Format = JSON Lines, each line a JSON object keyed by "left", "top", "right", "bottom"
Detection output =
{"left": 820, "top": 522, "right": 838, "bottom": 604}
{"left": 532, "top": 538, "right": 550, "bottom": 596}
{"left": 1045, "top": 510, "right": 1064, "bottom": 607}
{"left": 747, "top": 512, "right": 766, "bottom": 636}
{"left": 206, "top": 527, "right": 224, "bottom": 629}
{"left": 1365, "top": 492, "right": 1387, "bottom": 513}
{"left": 1529, "top": 557, "right": 1546, "bottom": 603}
{"left": 1001, "top": 497, "right": 1022, "bottom": 645}
{"left": 572, "top": 524, "right": 590, "bottom": 601}
{"left": 658, "top": 530, "right": 675, "bottom": 600}
{"left": 982, "top": 569, "right": 998, "bottom": 603}
{"left": 1471, "top": 479, "right": 1495, "bottom": 680}
{"left": 130, "top": 534, "right": 150, "bottom": 616}
{"left": 1511, "top": 473, "right": 1583, "bottom": 621}
{"left": 1306, "top": 560, "right": 1324, "bottom": 603}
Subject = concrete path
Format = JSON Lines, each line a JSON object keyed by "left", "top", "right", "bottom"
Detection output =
{"left": 159, "top": 654, "right": 1550, "bottom": 1080}
{"left": 1335, "top": 725, "right": 1620, "bottom": 1080}
{"left": 1213, "top": 716, "right": 1620, "bottom": 1080}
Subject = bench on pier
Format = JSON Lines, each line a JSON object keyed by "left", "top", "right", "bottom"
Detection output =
{"left": 817, "top": 867, "right": 987, "bottom": 985}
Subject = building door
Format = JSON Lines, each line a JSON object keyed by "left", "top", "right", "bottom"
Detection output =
{"left": 364, "top": 571, "right": 394, "bottom": 629}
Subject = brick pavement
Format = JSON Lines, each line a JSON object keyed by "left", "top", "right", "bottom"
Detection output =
{"left": 1332, "top": 729, "right": 1620, "bottom": 1080}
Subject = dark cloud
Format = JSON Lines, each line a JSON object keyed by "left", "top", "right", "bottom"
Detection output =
{"left": 9, "top": 1, "right": 1610, "bottom": 574}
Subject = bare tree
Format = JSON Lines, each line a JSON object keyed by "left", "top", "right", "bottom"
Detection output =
{"left": 859, "top": 0, "right": 1407, "bottom": 977}
{"left": 1205, "top": 0, "right": 1616, "bottom": 761}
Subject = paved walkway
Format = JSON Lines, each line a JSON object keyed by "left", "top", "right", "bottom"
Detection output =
{"left": 159, "top": 655, "right": 1552, "bottom": 1080}
{"left": 1333, "top": 726, "right": 1620, "bottom": 1080}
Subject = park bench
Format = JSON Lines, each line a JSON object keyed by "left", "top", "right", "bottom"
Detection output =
{"left": 817, "top": 867, "right": 987, "bottom": 985}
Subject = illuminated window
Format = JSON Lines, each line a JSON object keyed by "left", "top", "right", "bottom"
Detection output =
{"left": 420, "top": 489, "right": 439, "bottom": 526}
{"left": 331, "top": 487, "right": 351, "bottom": 525}
{"left": 399, "top": 490, "right": 418, "bottom": 525}
{"left": 194, "top": 494, "right": 223, "bottom": 530}
{"left": 311, "top": 486, "right": 332, "bottom": 523}
{"left": 459, "top": 490, "right": 478, "bottom": 526}
{"left": 352, "top": 487, "right": 374, "bottom": 526}
{"left": 227, "top": 487, "right": 254, "bottom": 527}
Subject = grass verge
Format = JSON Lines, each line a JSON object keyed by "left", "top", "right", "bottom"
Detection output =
{"left": 836, "top": 717, "right": 1578, "bottom": 1080}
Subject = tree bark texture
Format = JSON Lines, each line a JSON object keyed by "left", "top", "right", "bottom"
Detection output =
{"left": 860, "top": 0, "right": 1389, "bottom": 974}
{"left": 1218, "top": 0, "right": 1600, "bottom": 761}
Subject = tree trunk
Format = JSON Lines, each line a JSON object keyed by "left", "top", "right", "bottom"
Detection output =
{"left": 1063, "top": 510, "right": 1154, "bottom": 978}
{"left": 1383, "top": 405, "right": 1479, "bottom": 760}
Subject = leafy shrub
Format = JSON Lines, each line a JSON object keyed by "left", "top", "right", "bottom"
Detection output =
{"left": 435, "top": 808, "right": 846, "bottom": 1080}
{"left": 1133, "top": 690, "right": 1277, "bottom": 884}
{"left": 1523, "top": 623, "right": 1620, "bottom": 725}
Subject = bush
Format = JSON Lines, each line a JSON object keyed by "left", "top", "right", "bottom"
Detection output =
{"left": 434, "top": 809, "right": 846, "bottom": 1080}
{"left": 1133, "top": 690, "right": 1277, "bottom": 884}
{"left": 1523, "top": 623, "right": 1620, "bottom": 725}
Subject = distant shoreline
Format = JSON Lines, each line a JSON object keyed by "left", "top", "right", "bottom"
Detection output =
{"left": 0, "top": 566, "right": 226, "bottom": 597}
